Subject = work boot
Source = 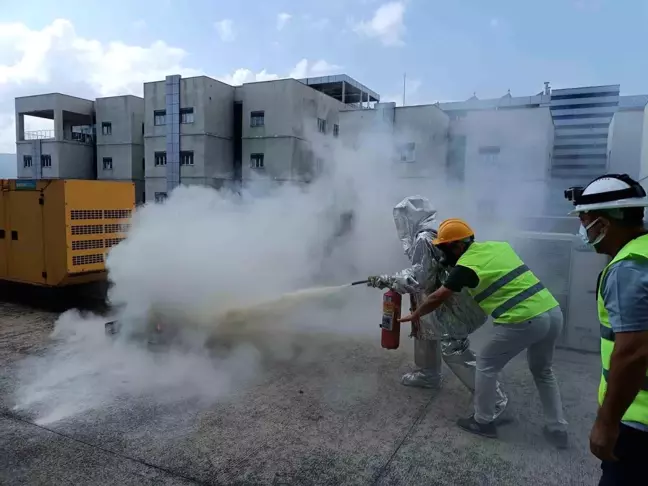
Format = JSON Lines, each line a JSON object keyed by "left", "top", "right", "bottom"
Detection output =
{"left": 457, "top": 415, "right": 497, "bottom": 439}
{"left": 400, "top": 370, "right": 442, "bottom": 389}
{"left": 543, "top": 426, "right": 569, "bottom": 450}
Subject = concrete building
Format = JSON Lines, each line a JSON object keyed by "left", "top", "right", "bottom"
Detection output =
{"left": 96, "top": 95, "right": 145, "bottom": 202}
{"left": 607, "top": 95, "right": 648, "bottom": 180}
{"left": 14, "top": 93, "right": 146, "bottom": 202}
{"left": 143, "top": 75, "right": 235, "bottom": 202}
{"left": 340, "top": 95, "right": 554, "bottom": 219}
{"left": 143, "top": 74, "right": 379, "bottom": 200}
{"left": 13, "top": 75, "right": 380, "bottom": 203}
{"left": 237, "top": 78, "right": 352, "bottom": 184}
{"left": 448, "top": 106, "right": 554, "bottom": 219}
{"left": 15, "top": 79, "right": 648, "bottom": 213}
{"left": 15, "top": 94, "right": 96, "bottom": 180}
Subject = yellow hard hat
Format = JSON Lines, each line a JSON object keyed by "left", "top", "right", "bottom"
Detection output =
{"left": 432, "top": 218, "right": 474, "bottom": 245}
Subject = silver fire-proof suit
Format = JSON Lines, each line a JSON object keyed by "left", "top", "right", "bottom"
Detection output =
{"left": 371, "top": 196, "right": 508, "bottom": 419}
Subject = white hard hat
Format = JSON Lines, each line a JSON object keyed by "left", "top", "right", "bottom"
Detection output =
{"left": 566, "top": 174, "right": 648, "bottom": 214}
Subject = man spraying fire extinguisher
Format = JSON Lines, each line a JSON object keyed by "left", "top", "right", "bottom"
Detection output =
{"left": 367, "top": 196, "right": 508, "bottom": 421}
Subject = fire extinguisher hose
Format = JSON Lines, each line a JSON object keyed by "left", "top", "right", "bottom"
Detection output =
{"left": 349, "top": 279, "right": 370, "bottom": 286}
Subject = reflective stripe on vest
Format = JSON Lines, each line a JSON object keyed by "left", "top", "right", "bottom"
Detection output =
{"left": 597, "top": 233, "right": 648, "bottom": 425}
{"left": 456, "top": 241, "right": 559, "bottom": 324}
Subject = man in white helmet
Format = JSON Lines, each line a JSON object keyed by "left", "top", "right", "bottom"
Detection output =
{"left": 565, "top": 173, "right": 648, "bottom": 485}
{"left": 366, "top": 196, "right": 508, "bottom": 421}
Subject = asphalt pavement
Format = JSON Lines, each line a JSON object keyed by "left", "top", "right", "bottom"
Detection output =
{"left": 0, "top": 302, "right": 600, "bottom": 485}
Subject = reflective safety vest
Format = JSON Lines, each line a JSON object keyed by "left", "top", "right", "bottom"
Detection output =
{"left": 597, "top": 233, "right": 648, "bottom": 425}
{"left": 456, "top": 241, "right": 559, "bottom": 324}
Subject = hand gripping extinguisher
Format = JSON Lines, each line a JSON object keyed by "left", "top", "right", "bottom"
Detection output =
{"left": 381, "top": 290, "right": 402, "bottom": 349}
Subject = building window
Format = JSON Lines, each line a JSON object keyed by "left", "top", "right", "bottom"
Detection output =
{"left": 154, "top": 192, "right": 167, "bottom": 203}
{"left": 250, "top": 153, "right": 264, "bottom": 169}
{"left": 251, "top": 111, "right": 265, "bottom": 127}
{"left": 154, "top": 110, "right": 166, "bottom": 126}
{"left": 333, "top": 124, "right": 340, "bottom": 138}
{"left": 478, "top": 146, "right": 500, "bottom": 164}
{"left": 398, "top": 142, "right": 416, "bottom": 163}
{"left": 180, "top": 151, "right": 194, "bottom": 166}
{"left": 317, "top": 118, "right": 327, "bottom": 134}
{"left": 101, "top": 122, "right": 112, "bottom": 136}
{"left": 180, "top": 108, "right": 194, "bottom": 124}
{"left": 23, "top": 155, "right": 32, "bottom": 168}
{"left": 102, "top": 157, "right": 113, "bottom": 170}
{"left": 41, "top": 154, "right": 52, "bottom": 168}
{"left": 154, "top": 152, "right": 167, "bottom": 166}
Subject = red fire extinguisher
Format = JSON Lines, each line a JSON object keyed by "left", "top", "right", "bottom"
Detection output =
{"left": 381, "top": 290, "right": 402, "bottom": 349}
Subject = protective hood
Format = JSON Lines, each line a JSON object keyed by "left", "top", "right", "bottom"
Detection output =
{"left": 393, "top": 196, "right": 437, "bottom": 257}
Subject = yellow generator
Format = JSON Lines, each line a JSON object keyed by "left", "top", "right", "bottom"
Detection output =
{"left": 0, "top": 179, "right": 135, "bottom": 287}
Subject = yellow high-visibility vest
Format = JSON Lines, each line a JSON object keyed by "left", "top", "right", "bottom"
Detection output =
{"left": 457, "top": 241, "right": 558, "bottom": 324}
{"left": 597, "top": 234, "right": 648, "bottom": 425}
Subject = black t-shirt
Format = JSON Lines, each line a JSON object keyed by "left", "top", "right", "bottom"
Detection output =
{"left": 443, "top": 265, "right": 480, "bottom": 292}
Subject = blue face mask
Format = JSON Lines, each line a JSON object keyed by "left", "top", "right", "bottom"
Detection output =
{"left": 578, "top": 218, "right": 606, "bottom": 247}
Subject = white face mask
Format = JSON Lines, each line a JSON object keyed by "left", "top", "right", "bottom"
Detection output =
{"left": 578, "top": 217, "right": 606, "bottom": 247}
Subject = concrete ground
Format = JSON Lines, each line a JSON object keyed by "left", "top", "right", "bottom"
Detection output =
{"left": 0, "top": 302, "right": 601, "bottom": 486}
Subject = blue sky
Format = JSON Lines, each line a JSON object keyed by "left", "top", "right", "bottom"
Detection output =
{"left": 0, "top": 0, "right": 646, "bottom": 156}
{"left": 3, "top": 0, "right": 647, "bottom": 100}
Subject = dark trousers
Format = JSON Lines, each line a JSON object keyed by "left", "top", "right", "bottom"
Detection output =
{"left": 599, "top": 423, "right": 648, "bottom": 485}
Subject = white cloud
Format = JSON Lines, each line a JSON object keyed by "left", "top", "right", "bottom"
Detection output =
{"left": 0, "top": 18, "right": 343, "bottom": 153}
{"left": 220, "top": 69, "right": 280, "bottom": 86}
{"left": 289, "top": 59, "right": 341, "bottom": 79}
{"left": 220, "top": 59, "right": 342, "bottom": 86}
{"left": 0, "top": 18, "right": 201, "bottom": 152}
{"left": 215, "top": 19, "right": 236, "bottom": 43}
{"left": 276, "top": 13, "right": 292, "bottom": 31}
{"left": 354, "top": 1, "right": 406, "bottom": 47}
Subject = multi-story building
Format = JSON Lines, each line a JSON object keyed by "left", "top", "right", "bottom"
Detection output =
{"left": 15, "top": 93, "right": 96, "bottom": 180}
{"left": 14, "top": 93, "right": 145, "bottom": 202}
{"left": 143, "top": 75, "right": 236, "bottom": 202}
{"left": 13, "top": 75, "right": 380, "bottom": 203}
{"left": 15, "top": 79, "right": 648, "bottom": 211}
{"left": 96, "top": 95, "right": 145, "bottom": 202}
{"left": 340, "top": 93, "right": 555, "bottom": 220}
{"left": 608, "top": 95, "right": 648, "bottom": 181}
{"left": 436, "top": 84, "right": 647, "bottom": 215}
{"left": 549, "top": 85, "right": 620, "bottom": 180}
{"left": 141, "top": 74, "right": 379, "bottom": 201}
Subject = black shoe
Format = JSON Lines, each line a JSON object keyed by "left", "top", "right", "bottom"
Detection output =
{"left": 543, "top": 426, "right": 569, "bottom": 449}
{"left": 457, "top": 415, "right": 497, "bottom": 438}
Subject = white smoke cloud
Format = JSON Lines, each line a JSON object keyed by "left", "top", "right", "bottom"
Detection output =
{"left": 11, "top": 117, "right": 426, "bottom": 423}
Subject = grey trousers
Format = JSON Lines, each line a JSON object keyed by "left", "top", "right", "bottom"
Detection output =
{"left": 474, "top": 306, "right": 568, "bottom": 432}
{"left": 411, "top": 338, "right": 509, "bottom": 419}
